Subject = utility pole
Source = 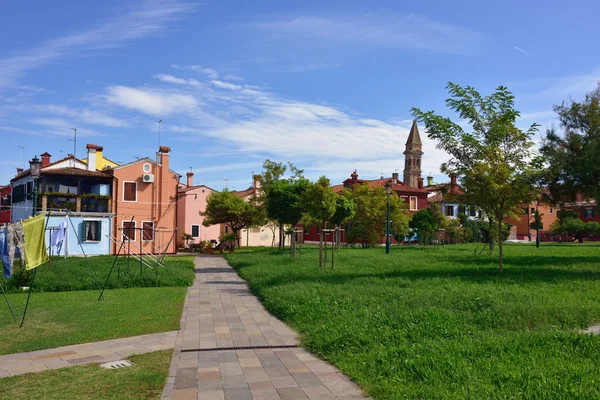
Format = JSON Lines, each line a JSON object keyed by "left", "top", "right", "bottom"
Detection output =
{"left": 68, "top": 128, "right": 77, "bottom": 158}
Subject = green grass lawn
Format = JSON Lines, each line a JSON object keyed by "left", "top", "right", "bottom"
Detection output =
{"left": 0, "top": 286, "right": 186, "bottom": 355}
{"left": 1, "top": 255, "right": 195, "bottom": 293}
{"left": 0, "top": 350, "right": 171, "bottom": 399}
{"left": 226, "top": 243, "right": 600, "bottom": 399}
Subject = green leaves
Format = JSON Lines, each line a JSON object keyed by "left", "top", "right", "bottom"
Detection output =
{"left": 301, "top": 176, "right": 337, "bottom": 225}
{"left": 200, "top": 189, "right": 260, "bottom": 232}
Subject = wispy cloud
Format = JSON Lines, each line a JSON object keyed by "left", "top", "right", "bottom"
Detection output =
{"left": 0, "top": 0, "right": 193, "bottom": 89}
{"left": 99, "top": 69, "right": 450, "bottom": 179}
{"left": 172, "top": 64, "right": 219, "bottom": 79}
{"left": 104, "top": 86, "right": 198, "bottom": 116}
{"left": 244, "top": 13, "right": 484, "bottom": 55}
{"left": 535, "top": 67, "right": 600, "bottom": 100}
{"left": 514, "top": 46, "right": 531, "bottom": 56}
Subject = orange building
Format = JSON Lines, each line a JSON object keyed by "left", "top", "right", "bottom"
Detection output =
{"left": 109, "top": 146, "right": 180, "bottom": 255}
{"left": 506, "top": 200, "right": 557, "bottom": 241}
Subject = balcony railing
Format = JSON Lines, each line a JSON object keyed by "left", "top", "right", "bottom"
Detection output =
{"left": 39, "top": 193, "right": 111, "bottom": 213}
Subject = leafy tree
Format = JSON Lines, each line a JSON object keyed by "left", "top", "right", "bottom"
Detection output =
{"left": 541, "top": 83, "right": 600, "bottom": 208}
{"left": 329, "top": 195, "right": 356, "bottom": 248}
{"left": 549, "top": 217, "right": 587, "bottom": 242}
{"left": 412, "top": 82, "right": 542, "bottom": 272}
{"left": 409, "top": 209, "right": 438, "bottom": 245}
{"left": 301, "top": 176, "right": 337, "bottom": 267}
{"left": 200, "top": 190, "right": 260, "bottom": 249}
{"left": 343, "top": 183, "right": 410, "bottom": 247}
{"left": 529, "top": 210, "right": 544, "bottom": 231}
{"left": 260, "top": 159, "right": 306, "bottom": 249}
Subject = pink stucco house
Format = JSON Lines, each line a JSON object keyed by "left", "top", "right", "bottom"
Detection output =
{"left": 177, "top": 171, "right": 221, "bottom": 247}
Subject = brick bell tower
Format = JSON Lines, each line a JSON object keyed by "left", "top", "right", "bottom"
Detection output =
{"left": 403, "top": 120, "right": 424, "bottom": 188}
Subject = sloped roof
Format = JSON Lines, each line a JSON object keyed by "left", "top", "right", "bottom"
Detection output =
{"left": 337, "top": 177, "right": 429, "bottom": 195}
{"left": 424, "top": 182, "right": 464, "bottom": 203}
{"left": 41, "top": 167, "right": 112, "bottom": 178}
{"left": 11, "top": 155, "right": 86, "bottom": 182}
{"left": 232, "top": 186, "right": 257, "bottom": 198}
{"left": 406, "top": 120, "right": 422, "bottom": 146}
{"left": 179, "top": 184, "right": 217, "bottom": 193}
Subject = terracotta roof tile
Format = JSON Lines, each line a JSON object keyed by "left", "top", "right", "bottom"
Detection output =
{"left": 41, "top": 167, "right": 112, "bottom": 178}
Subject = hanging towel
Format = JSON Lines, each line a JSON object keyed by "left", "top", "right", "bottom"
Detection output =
{"left": 7, "top": 222, "right": 26, "bottom": 270}
{"left": 50, "top": 218, "right": 67, "bottom": 255}
{"left": 0, "top": 228, "right": 10, "bottom": 278}
{"left": 23, "top": 214, "right": 49, "bottom": 270}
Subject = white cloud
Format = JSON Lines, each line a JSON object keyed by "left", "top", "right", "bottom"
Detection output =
{"left": 172, "top": 64, "right": 219, "bottom": 79}
{"left": 211, "top": 80, "right": 243, "bottom": 91}
{"left": 104, "top": 86, "right": 198, "bottom": 116}
{"left": 223, "top": 74, "right": 244, "bottom": 81}
{"left": 245, "top": 13, "right": 484, "bottom": 55}
{"left": 34, "top": 104, "right": 129, "bottom": 128}
{"left": 0, "top": 0, "right": 193, "bottom": 89}
{"left": 154, "top": 74, "right": 204, "bottom": 88}
{"left": 535, "top": 67, "right": 600, "bottom": 100}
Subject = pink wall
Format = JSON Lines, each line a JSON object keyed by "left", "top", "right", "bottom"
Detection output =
{"left": 111, "top": 149, "right": 178, "bottom": 255}
{"left": 177, "top": 185, "right": 221, "bottom": 246}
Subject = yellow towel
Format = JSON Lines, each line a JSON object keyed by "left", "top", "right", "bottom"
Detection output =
{"left": 23, "top": 214, "right": 49, "bottom": 270}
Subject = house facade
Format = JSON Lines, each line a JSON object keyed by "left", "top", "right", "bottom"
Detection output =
{"left": 0, "top": 185, "right": 11, "bottom": 224}
{"left": 424, "top": 175, "right": 479, "bottom": 220}
{"left": 9, "top": 149, "right": 115, "bottom": 255}
{"left": 109, "top": 147, "right": 179, "bottom": 255}
{"left": 176, "top": 171, "right": 221, "bottom": 247}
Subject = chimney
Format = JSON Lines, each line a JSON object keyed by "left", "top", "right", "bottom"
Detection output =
{"left": 41, "top": 152, "right": 51, "bottom": 167}
{"left": 16, "top": 168, "right": 24, "bottom": 175}
{"left": 427, "top": 176, "right": 434, "bottom": 186}
{"left": 86, "top": 144, "right": 98, "bottom": 171}
{"left": 159, "top": 146, "right": 171, "bottom": 172}
{"left": 351, "top": 170, "right": 358, "bottom": 185}
{"left": 450, "top": 174, "right": 457, "bottom": 193}
{"left": 186, "top": 171, "right": 194, "bottom": 187}
{"left": 418, "top": 177, "right": 424, "bottom": 190}
{"left": 253, "top": 174, "right": 262, "bottom": 190}
{"left": 392, "top": 172, "right": 399, "bottom": 184}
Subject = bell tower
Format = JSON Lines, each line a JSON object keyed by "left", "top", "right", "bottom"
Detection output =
{"left": 403, "top": 120, "right": 423, "bottom": 188}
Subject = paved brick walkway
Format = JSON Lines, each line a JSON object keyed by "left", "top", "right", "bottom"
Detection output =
{"left": 0, "top": 331, "right": 177, "bottom": 378}
{"left": 162, "top": 256, "right": 366, "bottom": 400}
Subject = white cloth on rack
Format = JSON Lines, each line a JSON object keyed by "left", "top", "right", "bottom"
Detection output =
{"left": 50, "top": 218, "right": 67, "bottom": 255}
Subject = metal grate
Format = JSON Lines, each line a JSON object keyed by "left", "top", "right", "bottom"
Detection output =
{"left": 181, "top": 344, "right": 299, "bottom": 353}
{"left": 100, "top": 360, "right": 134, "bottom": 369}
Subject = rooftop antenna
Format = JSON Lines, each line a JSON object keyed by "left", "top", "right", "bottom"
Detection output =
{"left": 59, "top": 149, "right": 64, "bottom": 158}
{"left": 16, "top": 146, "right": 25, "bottom": 168}
{"left": 67, "top": 128, "right": 77, "bottom": 158}
{"left": 158, "top": 120, "right": 163, "bottom": 148}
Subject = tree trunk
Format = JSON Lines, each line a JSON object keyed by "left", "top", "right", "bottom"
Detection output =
{"left": 279, "top": 223, "right": 284, "bottom": 250}
{"left": 498, "top": 219, "right": 503, "bottom": 273}
{"left": 291, "top": 230, "right": 296, "bottom": 258}
{"left": 487, "top": 219, "right": 495, "bottom": 255}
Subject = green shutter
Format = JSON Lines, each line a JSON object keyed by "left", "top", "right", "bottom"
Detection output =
{"left": 96, "top": 221, "right": 102, "bottom": 241}
{"left": 81, "top": 221, "right": 87, "bottom": 243}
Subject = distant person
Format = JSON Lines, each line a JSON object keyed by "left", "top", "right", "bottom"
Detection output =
{"left": 528, "top": 233, "right": 532, "bottom": 242}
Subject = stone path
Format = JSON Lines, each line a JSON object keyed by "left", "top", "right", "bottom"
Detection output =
{"left": 162, "top": 255, "right": 367, "bottom": 400}
{"left": 0, "top": 331, "right": 177, "bottom": 378}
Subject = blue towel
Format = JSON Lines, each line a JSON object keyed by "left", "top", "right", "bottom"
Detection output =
{"left": 0, "top": 229, "right": 10, "bottom": 278}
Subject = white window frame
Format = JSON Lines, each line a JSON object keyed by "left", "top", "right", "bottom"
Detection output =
{"left": 122, "top": 220, "right": 136, "bottom": 241}
{"left": 191, "top": 224, "right": 200, "bottom": 238}
{"left": 122, "top": 181, "right": 138, "bottom": 203}
{"left": 142, "top": 221, "right": 154, "bottom": 242}
{"left": 409, "top": 196, "right": 418, "bottom": 211}
{"left": 549, "top": 208, "right": 554, "bottom": 214}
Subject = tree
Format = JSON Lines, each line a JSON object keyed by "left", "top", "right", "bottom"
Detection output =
{"left": 409, "top": 209, "right": 438, "bottom": 245}
{"left": 541, "top": 83, "right": 600, "bottom": 211}
{"left": 549, "top": 217, "right": 586, "bottom": 242}
{"left": 343, "top": 184, "right": 410, "bottom": 247}
{"left": 301, "top": 177, "right": 337, "bottom": 268}
{"left": 529, "top": 210, "right": 544, "bottom": 231}
{"left": 412, "top": 83, "right": 542, "bottom": 272}
{"left": 260, "top": 160, "right": 306, "bottom": 250}
{"left": 330, "top": 195, "right": 356, "bottom": 248}
{"left": 200, "top": 190, "right": 260, "bottom": 250}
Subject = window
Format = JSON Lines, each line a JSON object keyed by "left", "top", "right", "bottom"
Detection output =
{"left": 531, "top": 208, "right": 535, "bottom": 214}
{"left": 225, "top": 226, "right": 229, "bottom": 234}
{"left": 584, "top": 208, "right": 595, "bottom": 218}
{"left": 549, "top": 208, "right": 554, "bottom": 214}
{"left": 81, "top": 220, "right": 101, "bottom": 242}
{"left": 12, "top": 184, "right": 25, "bottom": 203}
{"left": 123, "top": 182, "right": 137, "bottom": 202}
{"left": 469, "top": 207, "right": 477, "bottom": 217}
{"left": 123, "top": 221, "right": 136, "bottom": 241}
{"left": 522, "top": 207, "right": 529, "bottom": 215}
{"left": 446, "top": 205, "right": 455, "bottom": 217}
{"left": 0, "top": 195, "right": 10, "bottom": 211}
{"left": 458, "top": 206, "right": 466, "bottom": 214}
{"left": 26, "top": 181, "right": 33, "bottom": 200}
{"left": 191, "top": 225, "right": 200, "bottom": 238}
{"left": 409, "top": 196, "right": 418, "bottom": 211}
{"left": 142, "top": 221, "right": 154, "bottom": 241}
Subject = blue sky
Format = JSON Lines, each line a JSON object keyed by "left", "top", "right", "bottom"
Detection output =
{"left": 1, "top": 0, "right": 599, "bottom": 190}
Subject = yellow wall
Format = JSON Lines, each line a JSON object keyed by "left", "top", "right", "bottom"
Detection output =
{"left": 82, "top": 150, "right": 119, "bottom": 170}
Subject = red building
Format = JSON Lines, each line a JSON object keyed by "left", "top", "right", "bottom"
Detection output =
{"left": 302, "top": 121, "right": 430, "bottom": 244}
{"left": 0, "top": 185, "right": 11, "bottom": 224}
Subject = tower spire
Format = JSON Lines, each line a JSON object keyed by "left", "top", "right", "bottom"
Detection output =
{"left": 403, "top": 120, "right": 424, "bottom": 188}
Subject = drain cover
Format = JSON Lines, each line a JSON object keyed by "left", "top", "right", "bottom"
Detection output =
{"left": 100, "top": 360, "right": 134, "bottom": 369}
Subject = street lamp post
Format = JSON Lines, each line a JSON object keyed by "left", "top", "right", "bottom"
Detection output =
{"left": 29, "top": 156, "right": 42, "bottom": 217}
{"left": 535, "top": 203, "right": 540, "bottom": 248}
{"left": 385, "top": 182, "right": 391, "bottom": 254}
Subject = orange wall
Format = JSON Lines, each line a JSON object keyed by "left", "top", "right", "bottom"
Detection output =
{"left": 506, "top": 201, "right": 557, "bottom": 239}
{"left": 111, "top": 151, "right": 179, "bottom": 255}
